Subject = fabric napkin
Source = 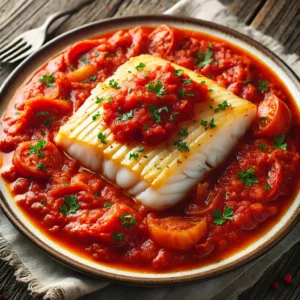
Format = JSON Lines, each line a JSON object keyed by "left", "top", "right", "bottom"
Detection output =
{"left": 0, "top": 0, "right": 299, "bottom": 299}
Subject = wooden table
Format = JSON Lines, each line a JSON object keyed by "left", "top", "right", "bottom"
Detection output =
{"left": 0, "top": 0, "right": 299, "bottom": 299}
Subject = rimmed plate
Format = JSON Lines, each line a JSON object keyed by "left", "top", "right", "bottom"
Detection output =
{"left": 0, "top": 15, "right": 299, "bottom": 284}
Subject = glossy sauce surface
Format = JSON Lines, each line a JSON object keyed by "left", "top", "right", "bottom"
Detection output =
{"left": 0, "top": 25, "right": 299, "bottom": 272}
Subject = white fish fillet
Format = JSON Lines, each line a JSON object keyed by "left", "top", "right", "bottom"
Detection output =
{"left": 55, "top": 55, "right": 256, "bottom": 210}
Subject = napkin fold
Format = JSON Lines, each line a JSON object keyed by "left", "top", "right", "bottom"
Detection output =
{"left": 0, "top": 0, "right": 299, "bottom": 299}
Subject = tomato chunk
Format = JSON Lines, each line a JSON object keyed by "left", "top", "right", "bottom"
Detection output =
{"left": 254, "top": 94, "right": 291, "bottom": 137}
{"left": 13, "top": 140, "right": 63, "bottom": 179}
{"left": 147, "top": 215, "right": 207, "bottom": 250}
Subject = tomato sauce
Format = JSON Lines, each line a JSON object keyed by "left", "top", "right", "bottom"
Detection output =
{"left": 0, "top": 25, "right": 299, "bottom": 272}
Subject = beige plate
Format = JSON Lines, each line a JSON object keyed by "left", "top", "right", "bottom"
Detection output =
{"left": 0, "top": 15, "right": 299, "bottom": 284}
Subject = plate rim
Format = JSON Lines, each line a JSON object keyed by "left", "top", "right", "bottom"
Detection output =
{"left": 0, "top": 14, "right": 299, "bottom": 285}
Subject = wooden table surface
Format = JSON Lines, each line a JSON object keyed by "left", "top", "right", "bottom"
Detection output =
{"left": 0, "top": 0, "right": 299, "bottom": 299}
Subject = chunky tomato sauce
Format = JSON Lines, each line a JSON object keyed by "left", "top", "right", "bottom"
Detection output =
{"left": 0, "top": 25, "right": 299, "bottom": 272}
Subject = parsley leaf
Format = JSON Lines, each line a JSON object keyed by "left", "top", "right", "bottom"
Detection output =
{"left": 129, "top": 153, "right": 139, "bottom": 160}
{"left": 80, "top": 56, "right": 90, "bottom": 65}
{"left": 59, "top": 194, "right": 80, "bottom": 216}
{"left": 39, "top": 73, "right": 55, "bottom": 87}
{"left": 264, "top": 184, "right": 271, "bottom": 190}
{"left": 146, "top": 80, "right": 167, "bottom": 97}
{"left": 238, "top": 169, "right": 259, "bottom": 186}
{"left": 209, "top": 117, "right": 216, "bottom": 128}
{"left": 214, "top": 100, "right": 229, "bottom": 113}
{"left": 92, "top": 112, "right": 100, "bottom": 120}
{"left": 173, "top": 69, "right": 184, "bottom": 77}
{"left": 113, "top": 232, "right": 123, "bottom": 242}
{"left": 178, "top": 126, "right": 188, "bottom": 137}
{"left": 28, "top": 140, "right": 47, "bottom": 158}
{"left": 197, "top": 49, "right": 213, "bottom": 67}
{"left": 200, "top": 120, "right": 208, "bottom": 130}
{"left": 118, "top": 212, "right": 137, "bottom": 228}
{"left": 182, "top": 78, "right": 193, "bottom": 84}
{"left": 36, "top": 163, "right": 47, "bottom": 172}
{"left": 212, "top": 206, "right": 233, "bottom": 225}
{"left": 148, "top": 105, "right": 168, "bottom": 123}
{"left": 109, "top": 79, "right": 121, "bottom": 89}
{"left": 95, "top": 96, "right": 104, "bottom": 104}
{"left": 98, "top": 132, "right": 107, "bottom": 144}
{"left": 104, "top": 202, "right": 112, "bottom": 208}
{"left": 258, "top": 144, "right": 268, "bottom": 151}
{"left": 118, "top": 110, "right": 134, "bottom": 121}
{"left": 173, "top": 140, "right": 189, "bottom": 152}
{"left": 135, "top": 62, "right": 146, "bottom": 71}
{"left": 273, "top": 134, "right": 287, "bottom": 151}
{"left": 258, "top": 80, "right": 269, "bottom": 92}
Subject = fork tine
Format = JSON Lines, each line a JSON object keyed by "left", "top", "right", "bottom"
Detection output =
{"left": 1, "top": 44, "right": 31, "bottom": 63}
{"left": 6, "top": 47, "right": 34, "bottom": 63}
{"left": 0, "top": 40, "right": 26, "bottom": 60}
{"left": 0, "top": 37, "right": 23, "bottom": 55}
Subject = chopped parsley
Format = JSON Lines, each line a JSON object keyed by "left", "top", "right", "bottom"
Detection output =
{"left": 129, "top": 153, "right": 139, "bottom": 160}
{"left": 211, "top": 206, "right": 233, "bottom": 225}
{"left": 178, "top": 126, "right": 188, "bottom": 137}
{"left": 94, "top": 192, "right": 99, "bottom": 198}
{"left": 118, "top": 213, "right": 137, "bottom": 228}
{"left": 208, "top": 88, "right": 214, "bottom": 92}
{"left": 28, "top": 140, "right": 47, "bottom": 158}
{"left": 238, "top": 169, "right": 258, "bottom": 186}
{"left": 258, "top": 144, "right": 268, "bottom": 151}
{"left": 143, "top": 124, "right": 149, "bottom": 130}
{"left": 197, "top": 49, "right": 213, "bottom": 67}
{"left": 59, "top": 195, "right": 80, "bottom": 216}
{"left": 83, "top": 75, "right": 97, "bottom": 82}
{"left": 173, "top": 140, "right": 189, "bottom": 152}
{"left": 80, "top": 56, "right": 90, "bottom": 64}
{"left": 148, "top": 104, "right": 168, "bottom": 123}
{"left": 135, "top": 62, "right": 146, "bottom": 71}
{"left": 92, "top": 112, "right": 100, "bottom": 120}
{"left": 41, "top": 131, "right": 46, "bottom": 136}
{"left": 214, "top": 100, "right": 229, "bottom": 113}
{"left": 39, "top": 73, "right": 55, "bottom": 87}
{"left": 107, "top": 96, "right": 113, "bottom": 103}
{"left": 118, "top": 110, "right": 134, "bottom": 121}
{"left": 63, "top": 182, "right": 69, "bottom": 186}
{"left": 182, "top": 78, "right": 193, "bottom": 84}
{"left": 146, "top": 80, "right": 167, "bottom": 97}
{"left": 200, "top": 120, "right": 208, "bottom": 130}
{"left": 273, "top": 134, "right": 287, "bottom": 151}
{"left": 109, "top": 79, "right": 121, "bottom": 89}
{"left": 209, "top": 117, "right": 216, "bottom": 128}
{"left": 179, "top": 88, "right": 194, "bottom": 97}
{"left": 113, "top": 232, "right": 123, "bottom": 242}
{"left": 261, "top": 116, "right": 267, "bottom": 121}
{"left": 104, "top": 202, "right": 112, "bottom": 208}
{"left": 98, "top": 132, "right": 107, "bottom": 144}
{"left": 40, "top": 200, "right": 46, "bottom": 206}
{"left": 172, "top": 69, "right": 184, "bottom": 77}
{"left": 258, "top": 80, "right": 269, "bottom": 92}
{"left": 95, "top": 96, "right": 104, "bottom": 104}
{"left": 264, "top": 184, "right": 271, "bottom": 191}
{"left": 36, "top": 163, "right": 47, "bottom": 172}
{"left": 244, "top": 79, "right": 252, "bottom": 84}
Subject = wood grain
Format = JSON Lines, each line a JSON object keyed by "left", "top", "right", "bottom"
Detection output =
{"left": 0, "top": 0, "right": 299, "bottom": 300}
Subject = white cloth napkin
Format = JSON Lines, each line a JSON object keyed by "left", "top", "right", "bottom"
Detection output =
{"left": 0, "top": 0, "right": 299, "bottom": 299}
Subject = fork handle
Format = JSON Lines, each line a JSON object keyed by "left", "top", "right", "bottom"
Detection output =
{"left": 41, "top": 0, "right": 96, "bottom": 31}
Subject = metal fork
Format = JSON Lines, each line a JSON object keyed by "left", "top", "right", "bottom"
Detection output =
{"left": 0, "top": 0, "right": 95, "bottom": 64}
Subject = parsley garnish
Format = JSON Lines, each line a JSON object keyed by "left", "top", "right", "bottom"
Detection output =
{"left": 148, "top": 105, "right": 168, "bottom": 123}
{"left": 208, "top": 88, "right": 214, "bottom": 92}
{"left": 80, "top": 56, "right": 90, "bottom": 65}
{"left": 107, "top": 96, "right": 113, "bottom": 103}
{"left": 129, "top": 153, "right": 139, "bottom": 160}
{"left": 146, "top": 80, "right": 167, "bottom": 97}
{"left": 41, "top": 131, "right": 46, "bottom": 136}
{"left": 197, "top": 49, "right": 213, "bottom": 67}
{"left": 92, "top": 112, "right": 100, "bottom": 120}
{"left": 273, "top": 134, "right": 287, "bottom": 151}
{"left": 258, "top": 144, "right": 268, "bottom": 151}
{"left": 182, "top": 78, "right": 193, "bottom": 84}
{"left": 118, "top": 110, "right": 134, "bottom": 121}
{"left": 63, "top": 182, "right": 69, "bottom": 186}
{"left": 39, "top": 73, "right": 55, "bottom": 87}
{"left": 261, "top": 116, "right": 267, "bottom": 121}
{"left": 258, "top": 80, "right": 269, "bottom": 92}
{"left": 83, "top": 75, "right": 97, "bottom": 83}
{"left": 178, "top": 126, "right": 188, "bottom": 137}
{"left": 28, "top": 140, "right": 47, "bottom": 158}
{"left": 209, "top": 117, "right": 216, "bottom": 128}
{"left": 135, "top": 62, "right": 146, "bottom": 71}
{"left": 214, "top": 100, "right": 229, "bottom": 113}
{"left": 238, "top": 169, "right": 258, "bottom": 186}
{"left": 40, "top": 200, "right": 46, "bottom": 206}
{"left": 59, "top": 195, "right": 80, "bottom": 216}
{"left": 36, "top": 163, "right": 47, "bottom": 172}
{"left": 143, "top": 124, "right": 149, "bottom": 130}
{"left": 173, "top": 69, "right": 184, "bottom": 77}
{"left": 95, "top": 96, "right": 104, "bottom": 104}
{"left": 244, "top": 79, "right": 252, "bottom": 84}
{"left": 98, "top": 132, "right": 107, "bottom": 144}
{"left": 118, "top": 213, "right": 137, "bottom": 228}
{"left": 211, "top": 206, "right": 233, "bottom": 225}
{"left": 264, "top": 184, "right": 271, "bottom": 190}
{"left": 173, "top": 140, "right": 189, "bottom": 152}
{"left": 200, "top": 120, "right": 208, "bottom": 130}
{"left": 113, "top": 232, "right": 123, "bottom": 242}
{"left": 109, "top": 79, "right": 121, "bottom": 89}
{"left": 104, "top": 202, "right": 112, "bottom": 208}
